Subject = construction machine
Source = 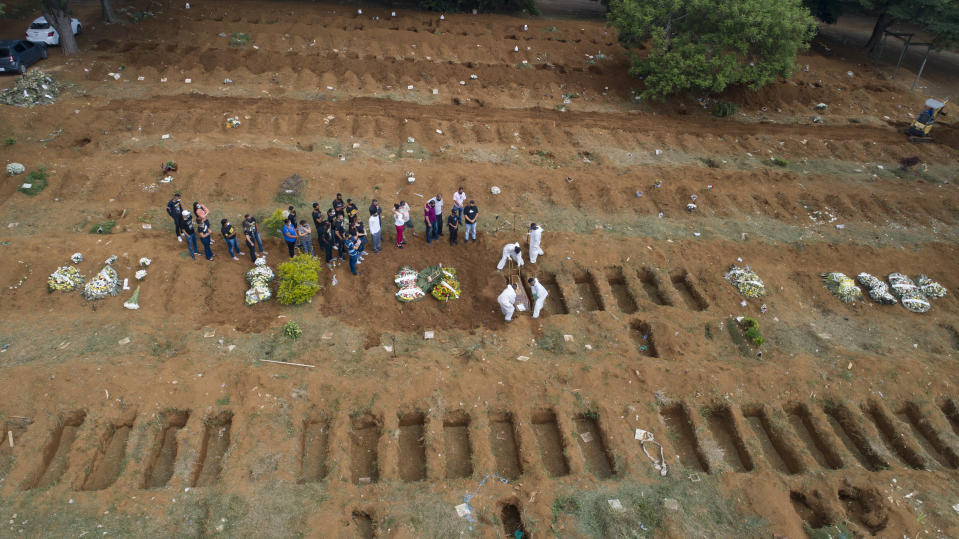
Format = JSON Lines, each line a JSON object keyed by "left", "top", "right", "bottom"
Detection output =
{"left": 908, "top": 97, "right": 949, "bottom": 142}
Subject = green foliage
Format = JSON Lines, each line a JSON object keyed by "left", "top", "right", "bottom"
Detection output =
{"left": 808, "top": 0, "right": 959, "bottom": 51}
{"left": 283, "top": 321, "right": 302, "bottom": 341}
{"left": 263, "top": 208, "right": 287, "bottom": 238}
{"left": 229, "top": 32, "right": 250, "bottom": 47}
{"left": 771, "top": 156, "right": 789, "bottom": 167}
{"left": 276, "top": 255, "right": 323, "bottom": 306}
{"left": 17, "top": 167, "right": 49, "bottom": 196}
{"left": 804, "top": 520, "right": 853, "bottom": 539}
{"left": 3, "top": 137, "right": 15, "bottom": 146}
{"left": 417, "top": 0, "right": 539, "bottom": 15}
{"left": 608, "top": 0, "right": 817, "bottom": 100}
{"left": 740, "top": 317, "right": 766, "bottom": 346}
{"left": 712, "top": 102, "right": 738, "bottom": 117}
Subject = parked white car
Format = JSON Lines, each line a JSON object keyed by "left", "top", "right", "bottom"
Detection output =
{"left": 25, "top": 16, "right": 81, "bottom": 46}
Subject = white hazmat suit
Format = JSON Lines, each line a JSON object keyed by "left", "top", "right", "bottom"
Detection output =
{"left": 497, "top": 242, "right": 524, "bottom": 270}
{"left": 529, "top": 225, "right": 544, "bottom": 263}
{"left": 498, "top": 284, "right": 517, "bottom": 321}
{"left": 529, "top": 278, "right": 548, "bottom": 318}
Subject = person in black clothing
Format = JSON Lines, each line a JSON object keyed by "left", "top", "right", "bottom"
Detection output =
{"left": 354, "top": 218, "right": 367, "bottom": 256}
{"left": 317, "top": 220, "right": 333, "bottom": 263}
{"left": 181, "top": 211, "right": 198, "bottom": 260}
{"left": 243, "top": 214, "right": 267, "bottom": 255}
{"left": 463, "top": 201, "right": 479, "bottom": 243}
{"left": 447, "top": 213, "right": 459, "bottom": 245}
{"left": 287, "top": 205, "right": 298, "bottom": 226}
{"left": 243, "top": 223, "right": 257, "bottom": 262}
{"left": 332, "top": 215, "right": 346, "bottom": 259}
{"left": 221, "top": 218, "right": 243, "bottom": 260}
{"left": 312, "top": 202, "right": 324, "bottom": 230}
{"left": 345, "top": 199, "right": 359, "bottom": 222}
{"left": 166, "top": 192, "right": 184, "bottom": 240}
{"left": 332, "top": 193, "right": 345, "bottom": 218}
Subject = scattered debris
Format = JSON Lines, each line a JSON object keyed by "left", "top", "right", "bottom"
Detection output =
{"left": 0, "top": 71, "right": 60, "bottom": 107}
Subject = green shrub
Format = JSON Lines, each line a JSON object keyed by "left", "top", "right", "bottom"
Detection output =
{"left": 740, "top": 317, "right": 765, "bottom": 346}
{"left": 229, "top": 32, "right": 250, "bottom": 47}
{"left": 771, "top": 156, "right": 789, "bottom": 167}
{"left": 283, "top": 321, "right": 302, "bottom": 341}
{"left": 713, "top": 102, "right": 738, "bottom": 117}
{"left": 276, "top": 254, "right": 323, "bottom": 306}
{"left": 4, "top": 137, "right": 16, "bottom": 146}
{"left": 17, "top": 167, "right": 49, "bottom": 196}
{"left": 263, "top": 208, "right": 287, "bottom": 238}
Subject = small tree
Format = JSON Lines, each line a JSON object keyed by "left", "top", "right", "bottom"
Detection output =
{"left": 608, "top": 0, "right": 817, "bottom": 100}
{"left": 276, "top": 254, "right": 323, "bottom": 306}
{"left": 41, "top": 0, "right": 80, "bottom": 55}
{"left": 805, "top": 0, "right": 959, "bottom": 55}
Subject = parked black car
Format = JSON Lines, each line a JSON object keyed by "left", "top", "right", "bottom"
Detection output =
{"left": 0, "top": 39, "right": 47, "bottom": 75}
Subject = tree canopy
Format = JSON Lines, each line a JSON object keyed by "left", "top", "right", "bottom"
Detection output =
{"left": 805, "top": 0, "right": 959, "bottom": 53}
{"left": 608, "top": 0, "right": 817, "bottom": 100}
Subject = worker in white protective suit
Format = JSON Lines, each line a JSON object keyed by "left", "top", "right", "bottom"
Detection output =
{"left": 496, "top": 242, "right": 524, "bottom": 270}
{"left": 528, "top": 277, "right": 548, "bottom": 318}
{"left": 498, "top": 283, "right": 518, "bottom": 321}
{"left": 528, "top": 223, "right": 544, "bottom": 263}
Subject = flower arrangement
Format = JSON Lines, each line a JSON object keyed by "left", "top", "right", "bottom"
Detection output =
{"left": 162, "top": 161, "right": 177, "bottom": 173}
{"left": 226, "top": 116, "right": 241, "bottom": 128}
{"left": 48, "top": 266, "right": 84, "bottom": 292}
{"left": 135, "top": 270, "right": 148, "bottom": 280}
{"left": 916, "top": 274, "right": 947, "bottom": 299}
{"left": 822, "top": 272, "right": 863, "bottom": 304}
{"left": 406, "top": 171, "right": 416, "bottom": 184}
{"left": 7, "top": 163, "right": 25, "bottom": 176}
{"left": 71, "top": 252, "right": 83, "bottom": 264}
{"left": 83, "top": 265, "right": 121, "bottom": 300}
{"left": 900, "top": 288, "right": 930, "bottom": 313}
{"left": 857, "top": 273, "right": 896, "bottom": 305}
{"left": 888, "top": 273, "right": 917, "bottom": 298}
{"left": 431, "top": 275, "right": 461, "bottom": 301}
{"left": 105, "top": 255, "right": 118, "bottom": 265}
{"left": 394, "top": 266, "right": 425, "bottom": 302}
{"left": 245, "top": 257, "right": 275, "bottom": 305}
{"left": 124, "top": 285, "right": 141, "bottom": 310}
{"left": 724, "top": 265, "right": 766, "bottom": 298}
{"left": 139, "top": 257, "right": 152, "bottom": 266}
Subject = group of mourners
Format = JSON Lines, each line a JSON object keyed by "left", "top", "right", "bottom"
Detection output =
{"left": 166, "top": 186, "right": 551, "bottom": 320}
{"left": 165, "top": 192, "right": 267, "bottom": 262}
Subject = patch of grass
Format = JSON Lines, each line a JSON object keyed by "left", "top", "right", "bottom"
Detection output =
{"left": 17, "top": 167, "right": 49, "bottom": 196}
{"left": 89, "top": 220, "right": 117, "bottom": 234}
{"left": 553, "top": 476, "right": 767, "bottom": 537}
{"left": 804, "top": 521, "right": 853, "bottom": 539}
{"left": 739, "top": 317, "right": 766, "bottom": 346}
{"left": 274, "top": 173, "right": 307, "bottom": 205}
{"left": 217, "top": 395, "right": 231, "bottom": 406}
{"left": 4, "top": 136, "right": 15, "bottom": 146}
{"left": 229, "top": 32, "right": 250, "bottom": 47}
{"left": 770, "top": 156, "right": 789, "bottom": 167}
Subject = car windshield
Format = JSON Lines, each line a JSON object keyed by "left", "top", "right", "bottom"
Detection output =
{"left": 30, "top": 22, "right": 51, "bottom": 29}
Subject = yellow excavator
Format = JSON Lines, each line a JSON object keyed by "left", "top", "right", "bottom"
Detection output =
{"left": 908, "top": 97, "right": 949, "bottom": 142}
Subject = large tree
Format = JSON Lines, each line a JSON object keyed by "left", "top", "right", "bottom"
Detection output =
{"left": 806, "top": 0, "right": 959, "bottom": 54}
{"left": 608, "top": 0, "right": 817, "bottom": 100}
{"left": 40, "top": 0, "right": 79, "bottom": 55}
{"left": 100, "top": 0, "right": 119, "bottom": 23}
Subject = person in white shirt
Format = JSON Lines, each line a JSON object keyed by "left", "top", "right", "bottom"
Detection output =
{"left": 497, "top": 242, "right": 524, "bottom": 270}
{"left": 393, "top": 203, "right": 406, "bottom": 249}
{"left": 400, "top": 201, "right": 414, "bottom": 239}
{"left": 429, "top": 194, "right": 445, "bottom": 237}
{"left": 369, "top": 210, "right": 382, "bottom": 253}
{"left": 528, "top": 277, "right": 548, "bottom": 318}
{"left": 452, "top": 187, "right": 467, "bottom": 224}
{"left": 528, "top": 223, "right": 544, "bottom": 263}
{"left": 498, "top": 283, "right": 518, "bottom": 321}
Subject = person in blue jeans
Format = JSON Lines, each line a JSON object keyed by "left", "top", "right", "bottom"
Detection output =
{"left": 180, "top": 211, "right": 198, "bottom": 259}
{"left": 424, "top": 200, "right": 437, "bottom": 244}
{"left": 198, "top": 219, "right": 215, "bottom": 261}
{"left": 282, "top": 220, "right": 298, "bottom": 258}
{"left": 243, "top": 214, "right": 267, "bottom": 255}
{"left": 220, "top": 218, "right": 243, "bottom": 260}
{"left": 346, "top": 234, "right": 360, "bottom": 275}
